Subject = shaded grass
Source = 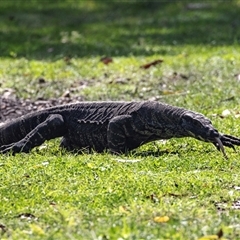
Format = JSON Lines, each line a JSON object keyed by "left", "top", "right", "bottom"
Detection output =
{"left": 0, "top": 0, "right": 240, "bottom": 58}
{"left": 0, "top": 0, "right": 240, "bottom": 239}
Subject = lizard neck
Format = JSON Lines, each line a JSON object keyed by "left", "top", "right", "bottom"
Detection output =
{"left": 141, "top": 101, "right": 188, "bottom": 139}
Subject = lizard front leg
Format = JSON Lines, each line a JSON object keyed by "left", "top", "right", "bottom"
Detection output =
{"left": 107, "top": 115, "right": 134, "bottom": 154}
{"left": 0, "top": 114, "right": 66, "bottom": 154}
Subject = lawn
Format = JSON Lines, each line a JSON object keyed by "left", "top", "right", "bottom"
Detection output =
{"left": 0, "top": 0, "right": 240, "bottom": 239}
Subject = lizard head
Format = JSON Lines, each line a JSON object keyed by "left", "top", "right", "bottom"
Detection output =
{"left": 180, "top": 111, "right": 220, "bottom": 141}
{"left": 180, "top": 111, "right": 229, "bottom": 158}
{"left": 180, "top": 111, "right": 240, "bottom": 159}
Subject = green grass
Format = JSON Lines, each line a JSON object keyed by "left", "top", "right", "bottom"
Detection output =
{"left": 1, "top": 0, "right": 240, "bottom": 239}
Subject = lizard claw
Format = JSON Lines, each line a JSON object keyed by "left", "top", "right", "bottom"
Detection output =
{"left": 220, "top": 134, "right": 240, "bottom": 149}
{"left": 214, "top": 137, "right": 228, "bottom": 159}
{"left": 213, "top": 134, "right": 240, "bottom": 158}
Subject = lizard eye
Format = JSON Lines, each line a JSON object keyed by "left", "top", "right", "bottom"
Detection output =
{"left": 192, "top": 120, "right": 202, "bottom": 128}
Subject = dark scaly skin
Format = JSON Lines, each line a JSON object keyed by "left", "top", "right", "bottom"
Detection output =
{"left": 0, "top": 101, "right": 239, "bottom": 157}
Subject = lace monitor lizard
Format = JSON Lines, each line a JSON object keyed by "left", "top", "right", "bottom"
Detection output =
{"left": 0, "top": 101, "right": 239, "bottom": 157}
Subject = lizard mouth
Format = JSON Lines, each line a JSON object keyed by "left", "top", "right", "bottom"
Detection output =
{"left": 214, "top": 137, "right": 227, "bottom": 159}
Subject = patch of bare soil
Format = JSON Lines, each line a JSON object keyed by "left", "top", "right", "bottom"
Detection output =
{"left": 0, "top": 95, "right": 84, "bottom": 123}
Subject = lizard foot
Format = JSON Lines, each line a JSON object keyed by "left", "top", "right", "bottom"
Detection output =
{"left": 213, "top": 134, "right": 240, "bottom": 159}
{"left": 0, "top": 141, "right": 29, "bottom": 154}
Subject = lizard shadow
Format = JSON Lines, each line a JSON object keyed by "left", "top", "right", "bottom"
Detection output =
{"left": 130, "top": 149, "right": 180, "bottom": 158}
{"left": 62, "top": 148, "right": 179, "bottom": 158}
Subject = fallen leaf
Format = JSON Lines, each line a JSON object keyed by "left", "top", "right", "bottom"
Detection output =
{"left": 16, "top": 213, "right": 37, "bottom": 221}
{"left": 234, "top": 73, "right": 240, "bottom": 81}
{"left": 47, "top": 47, "right": 54, "bottom": 53}
{"left": 140, "top": 59, "right": 163, "bottom": 69}
{"left": 162, "top": 90, "right": 179, "bottom": 95}
{"left": 42, "top": 161, "right": 49, "bottom": 166}
{"left": 114, "top": 158, "right": 141, "bottom": 163}
{"left": 232, "top": 200, "right": 240, "bottom": 210}
{"left": 215, "top": 201, "right": 227, "bottom": 212}
{"left": 221, "top": 109, "right": 231, "bottom": 118}
{"left": 30, "top": 224, "right": 45, "bottom": 235}
{"left": 234, "top": 111, "right": 240, "bottom": 118}
{"left": 87, "top": 162, "right": 96, "bottom": 169}
{"left": 220, "top": 109, "right": 240, "bottom": 118}
{"left": 119, "top": 206, "right": 130, "bottom": 214}
{"left": 221, "top": 96, "right": 235, "bottom": 102}
{"left": 198, "top": 228, "right": 227, "bottom": 240}
{"left": 146, "top": 193, "right": 159, "bottom": 203}
{"left": 100, "top": 57, "right": 113, "bottom": 65}
{"left": 179, "top": 73, "right": 188, "bottom": 79}
{"left": 0, "top": 223, "right": 7, "bottom": 233}
{"left": 198, "top": 236, "right": 227, "bottom": 240}
{"left": 2, "top": 88, "right": 16, "bottom": 99}
{"left": 62, "top": 90, "right": 71, "bottom": 98}
{"left": 186, "top": 3, "right": 210, "bottom": 10}
{"left": 38, "top": 77, "right": 46, "bottom": 84}
{"left": 234, "top": 186, "right": 240, "bottom": 191}
{"left": 162, "top": 192, "right": 188, "bottom": 197}
{"left": 217, "top": 229, "right": 223, "bottom": 239}
{"left": 198, "top": 235, "right": 219, "bottom": 240}
{"left": 64, "top": 55, "right": 72, "bottom": 64}
{"left": 154, "top": 216, "right": 169, "bottom": 223}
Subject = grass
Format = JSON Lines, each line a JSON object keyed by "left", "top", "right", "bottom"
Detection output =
{"left": 1, "top": 0, "right": 240, "bottom": 239}
{"left": 1, "top": 145, "right": 240, "bottom": 239}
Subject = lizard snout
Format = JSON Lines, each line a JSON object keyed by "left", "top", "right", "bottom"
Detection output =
{"left": 209, "top": 128, "right": 220, "bottom": 139}
{"left": 196, "top": 127, "right": 220, "bottom": 142}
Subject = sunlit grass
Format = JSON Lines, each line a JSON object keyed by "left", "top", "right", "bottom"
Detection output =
{"left": 0, "top": 1, "right": 240, "bottom": 239}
